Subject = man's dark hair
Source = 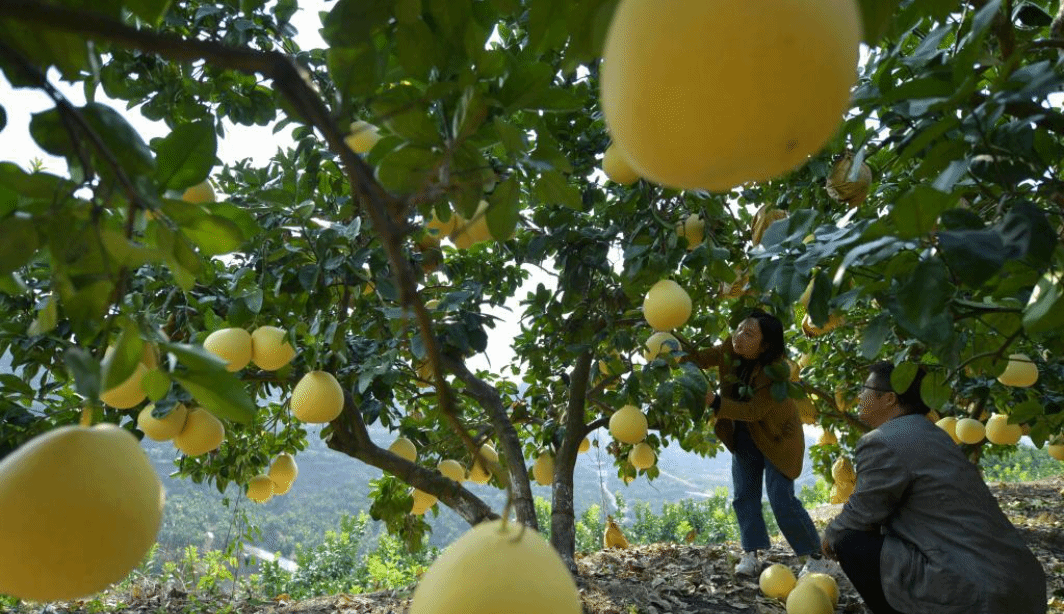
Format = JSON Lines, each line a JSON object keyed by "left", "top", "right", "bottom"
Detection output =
{"left": 867, "top": 360, "right": 931, "bottom": 415}
{"left": 743, "top": 308, "right": 786, "bottom": 368}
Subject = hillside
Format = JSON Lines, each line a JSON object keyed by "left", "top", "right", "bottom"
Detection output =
{"left": 30, "top": 475, "right": 1061, "bottom": 614}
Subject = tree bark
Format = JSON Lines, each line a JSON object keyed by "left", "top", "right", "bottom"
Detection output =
{"left": 442, "top": 355, "right": 538, "bottom": 530}
{"left": 326, "top": 392, "right": 498, "bottom": 526}
{"left": 551, "top": 350, "right": 594, "bottom": 569}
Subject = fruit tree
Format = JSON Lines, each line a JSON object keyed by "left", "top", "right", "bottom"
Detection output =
{"left": 0, "top": 0, "right": 1062, "bottom": 578}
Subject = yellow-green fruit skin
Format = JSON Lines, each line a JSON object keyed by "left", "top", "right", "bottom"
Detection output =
{"left": 100, "top": 361, "right": 149, "bottom": 409}
{"left": 600, "top": 0, "right": 860, "bottom": 191}
{"left": 251, "top": 326, "right": 296, "bottom": 371}
{"left": 173, "top": 408, "right": 225, "bottom": 456}
{"left": 409, "top": 520, "right": 581, "bottom": 614}
{"left": 291, "top": 371, "right": 344, "bottom": 423}
{"left": 203, "top": 327, "right": 253, "bottom": 372}
{"left": 0, "top": 424, "right": 164, "bottom": 602}
{"left": 269, "top": 453, "right": 299, "bottom": 485}
{"left": 137, "top": 403, "right": 189, "bottom": 442}
{"left": 182, "top": 180, "right": 215, "bottom": 204}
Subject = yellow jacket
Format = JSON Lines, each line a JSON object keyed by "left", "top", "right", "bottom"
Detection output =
{"left": 687, "top": 338, "right": 804, "bottom": 480}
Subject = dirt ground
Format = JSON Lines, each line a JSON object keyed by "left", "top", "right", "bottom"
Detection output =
{"left": 16, "top": 475, "right": 1064, "bottom": 614}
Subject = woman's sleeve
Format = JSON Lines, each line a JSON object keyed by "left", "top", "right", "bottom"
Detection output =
{"left": 684, "top": 340, "right": 726, "bottom": 369}
{"left": 715, "top": 380, "right": 784, "bottom": 422}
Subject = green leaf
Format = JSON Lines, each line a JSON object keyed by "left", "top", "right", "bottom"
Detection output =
{"left": 327, "top": 45, "right": 383, "bottom": 101}
{"left": 891, "top": 185, "right": 952, "bottom": 238}
{"left": 64, "top": 346, "right": 101, "bottom": 403}
{"left": 860, "top": 314, "right": 891, "bottom": 360}
{"left": 395, "top": 20, "right": 439, "bottom": 79}
{"left": 173, "top": 371, "right": 255, "bottom": 424}
{"left": 891, "top": 258, "right": 953, "bottom": 344}
{"left": 532, "top": 170, "right": 582, "bottom": 210}
{"left": 937, "top": 229, "right": 1005, "bottom": 287}
{"left": 184, "top": 215, "right": 246, "bottom": 256}
{"left": 857, "top": 0, "right": 901, "bottom": 44}
{"left": 152, "top": 120, "right": 217, "bottom": 191}
{"left": 321, "top": 0, "right": 391, "bottom": 47}
{"left": 487, "top": 176, "right": 520, "bottom": 240}
{"left": 0, "top": 215, "right": 40, "bottom": 275}
{"left": 375, "top": 146, "right": 438, "bottom": 195}
{"left": 141, "top": 369, "right": 172, "bottom": 402}
{"left": 102, "top": 324, "right": 144, "bottom": 392}
{"left": 161, "top": 342, "right": 229, "bottom": 373}
{"left": 890, "top": 361, "right": 919, "bottom": 394}
{"left": 30, "top": 103, "right": 155, "bottom": 180}
{"left": 1011, "top": 399, "right": 1044, "bottom": 424}
{"left": 918, "top": 370, "right": 949, "bottom": 410}
{"left": 1023, "top": 271, "right": 1064, "bottom": 335}
{"left": 27, "top": 294, "right": 58, "bottom": 336}
{"left": 494, "top": 117, "right": 529, "bottom": 156}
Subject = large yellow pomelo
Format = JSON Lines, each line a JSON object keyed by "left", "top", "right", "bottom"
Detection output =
{"left": 997, "top": 353, "right": 1038, "bottom": 387}
{"left": 831, "top": 456, "right": 855, "bottom": 483}
{"left": 802, "top": 313, "right": 845, "bottom": 337}
{"left": 389, "top": 437, "right": 418, "bottom": 462}
{"left": 1048, "top": 444, "right": 1064, "bottom": 461}
{"left": 600, "top": 0, "right": 861, "bottom": 192}
{"left": 785, "top": 580, "right": 833, "bottom": 614}
{"left": 0, "top": 424, "right": 164, "bottom": 601}
{"left": 251, "top": 326, "right": 296, "bottom": 371}
{"left": 411, "top": 489, "right": 438, "bottom": 515}
{"left": 345, "top": 120, "right": 382, "bottom": 154}
{"left": 829, "top": 480, "right": 854, "bottom": 504}
{"left": 291, "top": 370, "right": 344, "bottom": 423}
{"left": 644, "top": 331, "right": 679, "bottom": 362}
{"left": 173, "top": 408, "right": 225, "bottom": 456}
{"left": 759, "top": 563, "right": 796, "bottom": 600}
{"left": 468, "top": 444, "right": 498, "bottom": 484}
{"left": 797, "top": 398, "right": 817, "bottom": 425}
{"left": 247, "top": 474, "right": 274, "bottom": 504}
{"left": 643, "top": 279, "right": 692, "bottom": 331}
{"left": 936, "top": 416, "right": 962, "bottom": 444}
{"left": 182, "top": 180, "right": 215, "bottom": 204}
{"left": 137, "top": 403, "right": 189, "bottom": 442}
{"left": 676, "top": 214, "right": 704, "bottom": 250}
{"left": 602, "top": 144, "right": 640, "bottom": 185}
{"left": 203, "top": 327, "right": 253, "bottom": 372}
{"left": 752, "top": 204, "right": 788, "bottom": 246}
{"left": 532, "top": 451, "right": 554, "bottom": 486}
{"left": 438, "top": 459, "right": 466, "bottom": 482}
{"left": 408, "top": 519, "right": 581, "bottom": 614}
{"left": 985, "top": 414, "right": 1022, "bottom": 446}
{"left": 817, "top": 430, "right": 837, "bottom": 446}
{"left": 451, "top": 200, "right": 494, "bottom": 248}
{"left": 825, "top": 153, "right": 872, "bottom": 207}
{"left": 268, "top": 452, "right": 299, "bottom": 485}
{"left": 629, "top": 442, "right": 656, "bottom": 470}
{"left": 273, "top": 477, "right": 294, "bottom": 496}
{"left": 609, "top": 405, "right": 648, "bottom": 444}
{"left": 99, "top": 346, "right": 149, "bottom": 410}
{"left": 579, "top": 437, "right": 591, "bottom": 453}
{"left": 955, "top": 418, "right": 985, "bottom": 444}
{"left": 797, "top": 573, "right": 839, "bottom": 607}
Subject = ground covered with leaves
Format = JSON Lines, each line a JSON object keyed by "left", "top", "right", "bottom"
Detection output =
{"left": 11, "top": 476, "right": 1063, "bottom": 614}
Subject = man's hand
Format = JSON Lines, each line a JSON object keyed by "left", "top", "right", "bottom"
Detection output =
{"left": 821, "top": 533, "right": 837, "bottom": 560}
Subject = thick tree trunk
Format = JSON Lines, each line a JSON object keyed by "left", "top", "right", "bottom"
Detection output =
{"left": 326, "top": 392, "right": 498, "bottom": 526}
{"left": 551, "top": 350, "right": 594, "bottom": 569}
{"left": 443, "top": 355, "right": 539, "bottom": 530}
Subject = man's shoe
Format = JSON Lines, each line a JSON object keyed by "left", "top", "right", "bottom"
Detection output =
{"left": 799, "top": 555, "right": 842, "bottom": 579}
{"left": 735, "top": 550, "right": 761, "bottom": 576}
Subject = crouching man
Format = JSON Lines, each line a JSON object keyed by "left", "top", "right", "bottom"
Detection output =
{"left": 821, "top": 361, "right": 1046, "bottom": 614}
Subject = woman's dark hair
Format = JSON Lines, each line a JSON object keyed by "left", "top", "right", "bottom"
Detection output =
{"left": 741, "top": 308, "right": 786, "bottom": 368}
{"left": 867, "top": 360, "right": 931, "bottom": 415}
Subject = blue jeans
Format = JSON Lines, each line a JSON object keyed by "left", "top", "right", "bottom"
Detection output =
{"left": 731, "top": 422, "right": 821, "bottom": 555}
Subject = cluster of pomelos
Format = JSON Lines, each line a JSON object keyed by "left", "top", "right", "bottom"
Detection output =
{"left": 760, "top": 563, "right": 840, "bottom": 614}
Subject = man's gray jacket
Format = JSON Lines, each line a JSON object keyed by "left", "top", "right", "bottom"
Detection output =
{"left": 824, "top": 414, "right": 1046, "bottom": 614}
